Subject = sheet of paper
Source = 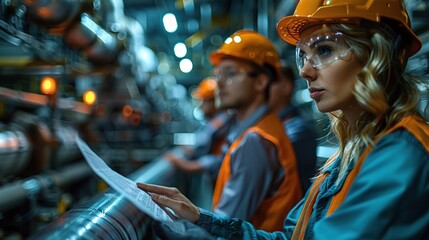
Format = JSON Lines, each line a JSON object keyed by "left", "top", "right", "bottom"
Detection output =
{"left": 76, "top": 137, "right": 173, "bottom": 222}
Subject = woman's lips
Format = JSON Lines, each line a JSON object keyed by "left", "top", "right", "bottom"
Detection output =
{"left": 309, "top": 87, "right": 324, "bottom": 100}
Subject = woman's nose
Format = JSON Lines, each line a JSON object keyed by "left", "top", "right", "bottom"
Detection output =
{"left": 299, "top": 60, "right": 316, "bottom": 82}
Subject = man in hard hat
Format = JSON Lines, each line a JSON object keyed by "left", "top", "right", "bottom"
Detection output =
{"left": 208, "top": 29, "right": 303, "bottom": 231}
{"left": 138, "top": 1, "right": 429, "bottom": 239}
{"left": 164, "top": 77, "right": 234, "bottom": 179}
{"left": 139, "top": 29, "right": 305, "bottom": 233}
{"left": 269, "top": 65, "right": 318, "bottom": 193}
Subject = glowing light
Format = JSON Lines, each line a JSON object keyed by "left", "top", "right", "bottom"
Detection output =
{"left": 233, "top": 36, "right": 242, "bottom": 43}
{"left": 174, "top": 42, "right": 187, "bottom": 58}
{"left": 83, "top": 90, "right": 97, "bottom": 105}
{"left": 179, "top": 58, "right": 193, "bottom": 73}
{"left": 163, "top": 13, "right": 178, "bottom": 33}
{"left": 122, "top": 104, "right": 133, "bottom": 117}
{"left": 225, "top": 37, "right": 232, "bottom": 44}
{"left": 40, "top": 76, "right": 56, "bottom": 95}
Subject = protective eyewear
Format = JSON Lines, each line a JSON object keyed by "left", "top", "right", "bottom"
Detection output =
{"left": 296, "top": 32, "right": 351, "bottom": 71}
{"left": 214, "top": 68, "right": 260, "bottom": 83}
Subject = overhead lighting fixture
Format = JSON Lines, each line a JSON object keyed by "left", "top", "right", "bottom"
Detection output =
{"left": 174, "top": 42, "right": 187, "bottom": 58}
{"left": 163, "top": 13, "right": 178, "bottom": 33}
{"left": 179, "top": 58, "right": 193, "bottom": 73}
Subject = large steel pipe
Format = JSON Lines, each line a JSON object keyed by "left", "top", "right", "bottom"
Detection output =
{"left": 0, "top": 161, "right": 92, "bottom": 212}
{"left": 0, "top": 125, "right": 31, "bottom": 179}
{"left": 28, "top": 145, "right": 215, "bottom": 239}
{"left": 28, "top": 159, "right": 178, "bottom": 239}
{"left": 51, "top": 122, "right": 81, "bottom": 168}
{"left": 28, "top": 192, "right": 149, "bottom": 240}
{"left": 97, "top": 0, "right": 125, "bottom": 31}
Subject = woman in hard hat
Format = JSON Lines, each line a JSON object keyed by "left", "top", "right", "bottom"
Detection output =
{"left": 138, "top": 0, "right": 429, "bottom": 239}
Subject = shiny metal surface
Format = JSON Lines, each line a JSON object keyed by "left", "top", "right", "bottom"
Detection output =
{"left": 63, "top": 13, "right": 97, "bottom": 49}
{"left": 0, "top": 126, "right": 31, "bottom": 178}
{"left": 0, "top": 161, "right": 92, "bottom": 212}
{"left": 28, "top": 159, "right": 173, "bottom": 240}
{"left": 52, "top": 123, "right": 81, "bottom": 167}
{"left": 0, "top": 0, "right": 425, "bottom": 238}
{"left": 29, "top": 192, "right": 148, "bottom": 240}
{"left": 28, "top": 155, "right": 214, "bottom": 239}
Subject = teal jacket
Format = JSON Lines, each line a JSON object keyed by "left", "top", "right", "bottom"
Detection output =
{"left": 196, "top": 128, "right": 429, "bottom": 239}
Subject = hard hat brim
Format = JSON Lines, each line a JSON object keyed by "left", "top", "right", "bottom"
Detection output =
{"left": 277, "top": 15, "right": 422, "bottom": 57}
{"left": 209, "top": 50, "right": 225, "bottom": 67}
{"left": 277, "top": 16, "right": 321, "bottom": 46}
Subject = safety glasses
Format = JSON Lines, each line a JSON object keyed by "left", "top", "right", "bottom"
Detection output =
{"left": 214, "top": 67, "right": 260, "bottom": 83}
{"left": 296, "top": 32, "right": 352, "bottom": 71}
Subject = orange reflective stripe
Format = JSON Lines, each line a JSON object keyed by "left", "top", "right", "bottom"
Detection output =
{"left": 211, "top": 136, "right": 241, "bottom": 209}
{"left": 212, "top": 112, "right": 303, "bottom": 231}
{"left": 291, "top": 173, "right": 327, "bottom": 240}
{"left": 292, "top": 115, "right": 429, "bottom": 238}
{"left": 326, "top": 148, "right": 369, "bottom": 215}
{"left": 327, "top": 115, "right": 429, "bottom": 215}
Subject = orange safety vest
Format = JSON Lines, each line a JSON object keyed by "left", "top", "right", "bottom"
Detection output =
{"left": 291, "top": 115, "right": 429, "bottom": 240}
{"left": 208, "top": 113, "right": 232, "bottom": 155}
{"left": 212, "top": 112, "right": 303, "bottom": 232}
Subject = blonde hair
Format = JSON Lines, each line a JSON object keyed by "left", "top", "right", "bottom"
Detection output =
{"left": 320, "top": 22, "right": 422, "bottom": 177}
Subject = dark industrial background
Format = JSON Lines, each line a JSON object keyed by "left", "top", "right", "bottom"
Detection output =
{"left": 0, "top": 0, "right": 428, "bottom": 239}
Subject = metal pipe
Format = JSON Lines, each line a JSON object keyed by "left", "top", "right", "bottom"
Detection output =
{"left": 0, "top": 161, "right": 92, "bottom": 212}
{"left": 28, "top": 159, "right": 178, "bottom": 240}
{"left": 63, "top": 13, "right": 97, "bottom": 49}
{"left": 84, "top": 32, "right": 120, "bottom": 63}
{"left": 49, "top": 160, "right": 93, "bottom": 187}
{"left": 0, "top": 126, "right": 32, "bottom": 178}
{"left": 0, "top": 181, "right": 29, "bottom": 212}
{"left": 97, "top": 0, "right": 125, "bottom": 31}
{"left": 28, "top": 192, "right": 149, "bottom": 240}
{"left": 83, "top": 0, "right": 125, "bottom": 63}
{"left": 27, "top": 142, "right": 217, "bottom": 239}
{"left": 18, "top": 0, "right": 80, "bottom": 27}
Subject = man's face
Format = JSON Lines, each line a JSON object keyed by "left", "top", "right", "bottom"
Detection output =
{"left": 215, "top": 59, "right": 260, "bottom": 110}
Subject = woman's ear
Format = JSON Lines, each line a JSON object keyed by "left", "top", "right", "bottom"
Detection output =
{"left": 398, "top": 48, "right": 408, "bottom": 69}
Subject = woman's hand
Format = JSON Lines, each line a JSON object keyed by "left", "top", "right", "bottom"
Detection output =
{"left": 137, "top": 182, "right": 200, "bottom": 223}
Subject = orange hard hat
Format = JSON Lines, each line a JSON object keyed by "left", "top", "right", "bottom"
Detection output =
{"left": 277, "top": 0, "right": 422, "bottom": 58}
{"left": 192, "top": 77, "right": 217, "bottom": 100}
{"left": 209, "top": 29, "right": 281, "bottom": 71}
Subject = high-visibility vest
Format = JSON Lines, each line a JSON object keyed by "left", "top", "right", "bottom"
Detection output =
{"left": 292, "top": 115, "right": 429, "bottom": 240}
{"left": 212, "top": 112, "right": 303, "bottom": 231}
{"left": 208, "top": 115, "right": 230, "bottom": 155}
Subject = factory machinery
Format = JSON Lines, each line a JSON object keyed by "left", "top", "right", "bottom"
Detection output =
{"left": 0, "top": 0, "right": 203, "bottom": 239}
{"left": 1, "top": 0, "right": 428, "bottom": 239}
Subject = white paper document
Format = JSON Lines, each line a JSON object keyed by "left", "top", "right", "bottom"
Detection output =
{"left": 76, "top": 137, "right": 174, "bottom": 222}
